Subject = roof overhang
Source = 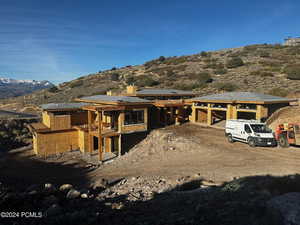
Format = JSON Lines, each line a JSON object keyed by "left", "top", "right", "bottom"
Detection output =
{"left": 75, "top": 98, "right": 153, "bottom": 106}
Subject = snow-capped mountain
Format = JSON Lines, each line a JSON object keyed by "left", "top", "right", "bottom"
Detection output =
{"left": 0, "top": 77, "right": 54, "bottom": 99}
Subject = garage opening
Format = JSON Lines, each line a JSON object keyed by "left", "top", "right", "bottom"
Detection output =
{"left": 212, "top": 110, "right": 227, "bottom": 125}
{"left": 238, "top": 112, "right": 256, "bottom": 120}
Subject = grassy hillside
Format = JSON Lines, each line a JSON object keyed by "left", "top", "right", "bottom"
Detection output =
{"left": 2, "top": 43, "right": 300, "bottom": 108}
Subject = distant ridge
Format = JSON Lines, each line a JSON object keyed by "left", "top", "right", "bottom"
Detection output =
{"left": 0, "top": 77, "right": 54, "bottom": 99}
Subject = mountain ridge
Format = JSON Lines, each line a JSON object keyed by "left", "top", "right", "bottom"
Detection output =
{"left": 1, "top": 43, "right": 300, "bottom": 109}
{"left": 0, "top": 77, "right": 54, "bottom": 99}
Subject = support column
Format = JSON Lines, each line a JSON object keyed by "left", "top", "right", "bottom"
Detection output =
{"left": 118, "top": 134, "right": 122, "bottom": 158}
{"left": 232, "top": 105, "right": 238, "bottom": 119}
{"left": 98, "top": 111, "right": 103, "bottom": 161}
{"left": 88, "top": 110, "right": 93, "bottom": 154}
{"left": 226, "top": 104, "right": 232, "bottom": 120}
{"left": 256, "top": 105, "right": 268, "bottom": 121}
{"left": 207, "top": 104, "right": 212, "bottom": 125}
{"left": 190, "top": 104, "right": 196, "bottom": 123}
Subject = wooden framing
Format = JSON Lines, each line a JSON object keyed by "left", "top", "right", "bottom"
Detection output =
{"left": 191, "top": 99, "right": 292, "bottom": 126}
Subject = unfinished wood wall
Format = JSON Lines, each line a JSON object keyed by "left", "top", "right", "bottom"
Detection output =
{"left": 51, "top": 115, "right": 71, "bottom": 130}
{"left": 42, "top": 112, "right": 51, "bottom": 128}
{"left": 35, "top": 130, "right": 78, "bottom": 156}
{"left": 78, "top": 130, "right": 89, "bottom": 153}
{"left": 71, "top": 111, "right": 88, "bottom": 126}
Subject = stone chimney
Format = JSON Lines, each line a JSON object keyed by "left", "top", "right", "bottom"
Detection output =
{"left": 126, "top": 85, "right": 137, "bottom": 95}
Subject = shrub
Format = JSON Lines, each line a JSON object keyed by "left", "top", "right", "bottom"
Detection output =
{"left": 164, "top": 56, "right": 188, "bottom": 65}
{"left": 135, "top": 75, "right": 159, "bottom": 87}
{"left": 268, "top": 88, "right": 289, "bottom": 97}
{"left": 48, "top": 86, "right": 59, "bottom": 93}
{"left": 69, "top": 80, "right": 84, "bottom": 88}
{"left": 214, "top": 68, "right": 228, "bottom": 75}
{"left": 214, "top": 82, "right": 238, "bottom": 92}
{"left": 125, "top": 75, "right": 136, "bottom": 84}
{"left": 189, "top": 72, "right": 212, "bottom": 83}
{"left": 158, "top": 56, "right": 166, "bottom": 62}
{"left": 284, "top": 65, "right": 300, "bottom": 80}
{"left": 226, "top": 57, "right": 244, "bottom": 68}
{"left": 173, "top": 82, "right": 207, "bottom": 91}
{"left": 110, "top": 73, "right": 120, "bottom": 81}
{"left": 200, "top": 51, "right": 208, "bottom": 57}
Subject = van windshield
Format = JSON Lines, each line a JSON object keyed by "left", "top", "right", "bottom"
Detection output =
{"left": 250, "top": 124, "right": 272, "bottom": 133}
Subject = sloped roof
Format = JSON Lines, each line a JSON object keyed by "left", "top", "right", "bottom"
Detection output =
{"left": 192, "top": 92, "right": 295, "bottom": 103}
{"left": 136, "top": 89, "right": 195, "bottom": 95}
{"left": 77, "top": 95, "right": 151, "bottom": 104}
{"left": 41, "top": 102, "right": 89, "bottom": 110}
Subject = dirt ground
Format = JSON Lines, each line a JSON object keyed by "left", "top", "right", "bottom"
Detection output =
{"left": 92, "top": 123, "right": 300, "bottom": 183}
{"left": 2, "top": 123, "right": 300, "bottom": 187}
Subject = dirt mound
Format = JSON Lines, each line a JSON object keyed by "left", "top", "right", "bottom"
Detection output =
{"left": 267, "top": 106, "right": 300, "bottom": 130}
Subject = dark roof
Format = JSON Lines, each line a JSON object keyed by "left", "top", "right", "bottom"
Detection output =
{"left": 192, "top": 92, "right": 295, "bottom": 103}
{"left": 78, "top": 95, "right": 151, "bottom": 103}
{"left": 136, "top": 89, "right": 195, "bottom": 95}
{"left": 41, "top": 103, "right": 89, "bottom": 110}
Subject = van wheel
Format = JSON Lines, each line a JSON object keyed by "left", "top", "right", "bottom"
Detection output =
{"left": 278, "top": 134, "right": 289, "bottom": 148}
{"left": 227, "top": 134, "right": 234, "bottom": 143}
{"left": 248, "top": 138, "right": 256, "bottom": 147}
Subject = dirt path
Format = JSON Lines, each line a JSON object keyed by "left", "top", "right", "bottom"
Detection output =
{"left": 91, "top": 123, "right": 300, "bottom": 183}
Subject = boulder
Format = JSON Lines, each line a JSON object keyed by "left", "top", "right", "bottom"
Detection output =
{"left": 66, "top": 189, "right": 81, "bottom": 199}
{"left": 44, "top": 183, "right": 56, "bottom": 193}
{"left": 266, "top": 192, "right": 300, "bottom": 225}
{"left": 59, "top": 184, "right": 73, "bottom": 193}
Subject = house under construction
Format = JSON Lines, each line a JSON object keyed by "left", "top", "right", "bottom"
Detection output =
{"left": 29, "top": 88, "right": 295, "bottom": 160}
{"left": 28, "top": 86, "right": 195, "bottom": 160}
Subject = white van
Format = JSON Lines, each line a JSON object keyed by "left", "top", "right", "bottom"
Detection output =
{"left": 225, "top": 119, "right": 276, "bottom": 147}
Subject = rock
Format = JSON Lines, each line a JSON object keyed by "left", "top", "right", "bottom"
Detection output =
{"left": 81, "top": 193, "right": 88, "bottom": 199}
{"left": 46, "top": 204, "right": 62, "bottom": 217}
{"left": 59, "top": 184, "right": 73, "bottom": 192}
{"left": 266, "top": 192, "right": 300, "bottom": 225}
{"left": 44, "top": 183, "right": 56, "bottom": 193}
{"left": 91, "top": 179, "right": 107, "bottom": 190}
{"left": 112, "top": 202, "right": 124, "bottom": 210}
{"left": 66, "top": 189, "right": 81, "bottom": 199}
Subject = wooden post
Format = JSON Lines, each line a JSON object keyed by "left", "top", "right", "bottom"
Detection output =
{"left": 226, "top": 104, "right": 232, "bottom": 120}
{"left": 98, "top": 111, "right": 103, "bottom": 161}
{"left": 88, "top": 110, "right": 93, "bottom": 154}
{"left": 118, "top": 134, "right": 122, "bottom": 158}
{"left": 207, "top": 104, "right": 212, "bottom": 125}
{"left": 191, "top": 103, "right": 196, "bottom": 123}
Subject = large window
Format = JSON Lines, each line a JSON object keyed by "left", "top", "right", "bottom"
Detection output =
{"left": 124, "top": 110, "right": 144, "bottom": 125}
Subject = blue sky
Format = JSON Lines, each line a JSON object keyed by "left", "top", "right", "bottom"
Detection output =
{"left": 0, "top": 0, "right": 299, "bottom": 84}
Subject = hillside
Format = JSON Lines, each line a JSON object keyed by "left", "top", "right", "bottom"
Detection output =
{"left": 0, "top": 78, "right": 54, "bottom": 99}
{"left": 2, "top": 43, "right": 300, "bottom": 110}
